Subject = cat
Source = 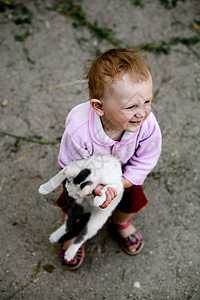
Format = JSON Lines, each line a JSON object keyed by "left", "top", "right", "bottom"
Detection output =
{"left": 38, "top": 155, "right": 124, "bottom": 261}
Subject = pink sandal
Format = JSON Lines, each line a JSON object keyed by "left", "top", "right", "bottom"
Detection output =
{"left": 109, "top": 217, "right": 144, "bottom": 255}
{"left": 60, "top": 244, "right": 85, "bottom": 270}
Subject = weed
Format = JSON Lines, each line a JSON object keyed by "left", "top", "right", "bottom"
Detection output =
{"left": 47, "top": 0, "right": 123, "bottom": 47}
{"left": 139, "top": 35, "right": 200, "bottom": 58}
{"left": 23, "top": 47, "right": 35, "bottom": 64}
{"left": 14, "top": 31, "right": 30, "bottom": 42}
{"left": 12, "top": 139, "right": 21, "bottom": 152}
{"left": 159, "top": 0, "right": 185, "bottom": 9}
{"left": 130, "top": 0, "right": 144, "bottom": 7}
{"left": 0, "top": 0, "right": 35, "bottom": 63}
{"left": 48, "top": 0, "right": 199, "bottom": 58}
{"left": 0, "top": 1, "right": 33, "bottom": 25}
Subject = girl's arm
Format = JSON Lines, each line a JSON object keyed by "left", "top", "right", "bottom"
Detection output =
{"left": 123, "top": 115, "right": 162, "bottom": 185}
{"left": 121, "top": 176, "right": 132, "bottom": 189}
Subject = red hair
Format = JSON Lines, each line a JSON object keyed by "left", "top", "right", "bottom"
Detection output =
{"left": 86, "top": 48, "right": 150, "bottom": 100}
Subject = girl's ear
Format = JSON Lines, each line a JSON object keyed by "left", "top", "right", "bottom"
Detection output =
{"left": 90, "top": 99, "right": 104, "bottom": 116}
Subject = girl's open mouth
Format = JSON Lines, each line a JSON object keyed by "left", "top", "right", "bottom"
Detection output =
{"left": 130, "top": 120, "right": 142, "bottom": 124}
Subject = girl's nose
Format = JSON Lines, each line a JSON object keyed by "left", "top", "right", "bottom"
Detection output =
{"left": 135, "top": 108, "right": 145, "bottom": 118}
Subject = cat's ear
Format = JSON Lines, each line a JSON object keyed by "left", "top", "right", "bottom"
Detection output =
{"left": 38, "top": 168, "right": 68, "bottom": 195}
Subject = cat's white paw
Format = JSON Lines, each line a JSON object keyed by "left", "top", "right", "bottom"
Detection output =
{"left": 38, "top": 184, "right": 51, "bottom": 195}
{"left": 93, "top": 195, "right": 106, "bottom": 207}
{"left": 49, "top": 233, "right": 58, "bottom": 243}
{"left": 64, "top": 248, "right": 76, "bottom": 261}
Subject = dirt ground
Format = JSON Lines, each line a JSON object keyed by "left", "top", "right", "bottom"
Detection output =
{"left": 0, "top": 1, "right": 200, "bottom": 299}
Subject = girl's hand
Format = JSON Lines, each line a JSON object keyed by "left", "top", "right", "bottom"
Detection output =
{"left": 93, "top": 184, "right": 117, "bottom": 209}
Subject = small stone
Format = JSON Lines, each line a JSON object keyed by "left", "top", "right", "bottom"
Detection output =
{"left": 93, "top": 40, "right": 98, "bottom": 46}
{"left": 45, "top": 20, "right": 50, "bottom": 30}
{"left": 134, "top": 281, "right": 141, "bottom": 288}
{"left": 1, "top": 99, "right": 8, "bottom": 107}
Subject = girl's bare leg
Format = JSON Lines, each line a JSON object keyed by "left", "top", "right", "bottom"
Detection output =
{"left": 113, "top": 209, "right": 137, "bottom": 238}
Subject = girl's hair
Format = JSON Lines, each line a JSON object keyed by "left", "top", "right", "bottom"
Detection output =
{"left": 86, "top": 48, "right": 150, "bottom": 100}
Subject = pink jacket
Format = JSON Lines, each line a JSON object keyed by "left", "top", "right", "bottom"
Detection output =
{"left": 58, "top": 101, "right": 162, "bottom": 185}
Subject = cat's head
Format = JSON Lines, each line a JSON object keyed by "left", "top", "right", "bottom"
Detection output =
{"left": 38, "top": 164, "right": 94, "bottom": 200}
{"left": 64, "top": 168, "right": 94, "bottom": 200}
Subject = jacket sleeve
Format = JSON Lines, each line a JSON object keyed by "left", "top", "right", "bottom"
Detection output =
{"left": 123, "top": 117, "right": 162, "bottom": 185}
{"left": 58, "top": 103, "right": 92, "bottom": 168}
{"left": 58, "top": 129, "right": 90, "bottom": 168}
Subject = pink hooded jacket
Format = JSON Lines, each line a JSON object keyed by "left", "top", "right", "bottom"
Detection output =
{"left": 58, "top": 101, "right": 162, "bottom": 185}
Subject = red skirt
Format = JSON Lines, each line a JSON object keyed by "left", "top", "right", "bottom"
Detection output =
{"left": 56, "top": 184, "right": 148, "bottom": 214}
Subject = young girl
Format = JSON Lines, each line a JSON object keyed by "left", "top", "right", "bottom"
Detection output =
{"left": 56, "top": 48, "right": 162, "bottom": 270}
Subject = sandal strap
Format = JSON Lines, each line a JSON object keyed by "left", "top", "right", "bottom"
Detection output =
{"left": 60, "top": 248, "right": 66, "bottom": 259}
{"left": 124, "top": 231, "right": 142, "bottom": 246}
{"left": 112, "top": 216, "right": 132, "bottom": 230}
{"left": 76, "top": 247, "right": 84, "bottom": 259}
{"left": 133, "top": 230, "right": 142, "bottom": 241}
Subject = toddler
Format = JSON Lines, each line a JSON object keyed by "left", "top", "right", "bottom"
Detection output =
{"left": 56, "top": 48, "right": 162, "bottom": 270}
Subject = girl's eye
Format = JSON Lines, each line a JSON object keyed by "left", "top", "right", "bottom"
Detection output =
{"left": 126, "top": 105, "right": 136, "bottom": 110}
{"left": 145, "top": 100, "right": 151, "bottom": 104}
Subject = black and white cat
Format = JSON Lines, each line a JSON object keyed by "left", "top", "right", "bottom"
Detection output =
{"left": 38, "top": 155, "right": 124, "bottom": 261}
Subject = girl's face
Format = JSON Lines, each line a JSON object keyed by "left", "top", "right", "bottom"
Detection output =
{"left": 100, "top": 73, "right": 153, "bottom": 136}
